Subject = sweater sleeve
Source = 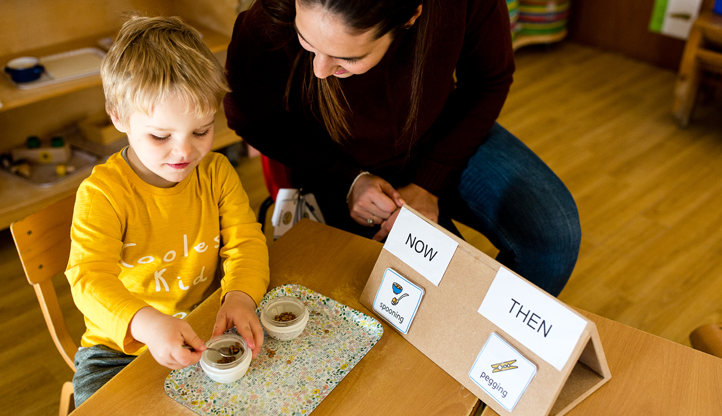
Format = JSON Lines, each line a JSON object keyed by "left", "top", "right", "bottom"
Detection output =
{"left": 215, "top": 157, "right": 270, "bottom": 306}
{"left": 223, "top": 9, "right": 362, "bottom": 191}
{"left": 65, "top": 184, "right": 149, "bottom": 354}
{"left": 412, "top": 0, "right": 515, "bottom": 195}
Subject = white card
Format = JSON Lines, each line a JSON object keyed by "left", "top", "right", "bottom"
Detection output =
{"left": 271, "top": 189, "right": 325, "bottom": 239}
{"left": 469, "top": 333, "right": 537, "bottom": 412}
{"left": 383, "top": 207, "right": 459, "bottom": 286}
{"left": 372, "top": 268, "right": 424, "bottom": 334}
{"left": 478, "top": 267, "right": 587, "bottom": 371}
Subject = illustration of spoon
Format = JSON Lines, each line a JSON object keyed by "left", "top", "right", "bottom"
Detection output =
{"left": 391, "top": 293, "right": 409, "bottom": 305}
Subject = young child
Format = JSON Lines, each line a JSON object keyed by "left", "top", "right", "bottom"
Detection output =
{"left": 65, "top": 16, "right": 269, "bottom": 407}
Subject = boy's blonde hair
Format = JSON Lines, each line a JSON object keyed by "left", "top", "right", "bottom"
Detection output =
{"left": 101, "top": 16, "right": 230, "bottom": 127}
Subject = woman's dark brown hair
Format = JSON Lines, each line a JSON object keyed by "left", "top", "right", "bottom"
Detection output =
{"left": 258, "top": 0, "right": 435, "bottom": 143}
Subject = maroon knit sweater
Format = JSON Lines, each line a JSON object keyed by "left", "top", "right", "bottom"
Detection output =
{"left": 224, "top": 0, "right": 514, "bottom": 201}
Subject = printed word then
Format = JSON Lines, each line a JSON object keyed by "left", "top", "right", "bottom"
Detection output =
{"left": 509, "top": 298, "right": 552, "bottom": 337}
{"left": 379, "top": 302, "right": 404, "bottom": 325}
{"left": 405, "top": 233, "right": 438, "bottom": 262}
{"left": 480, "top": 371, "right": 508, "bottom": 398}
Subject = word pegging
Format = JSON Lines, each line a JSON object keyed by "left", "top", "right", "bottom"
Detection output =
{"left": 480, "top": 371, "right": 508, "bottom": 398}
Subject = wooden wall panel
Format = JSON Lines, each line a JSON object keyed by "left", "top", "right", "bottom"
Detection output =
{"left": 566, "top": 0, "right": 686, "bottom": 70}
{"left": 0, "top": 0, "right": 174, "bottom": 58}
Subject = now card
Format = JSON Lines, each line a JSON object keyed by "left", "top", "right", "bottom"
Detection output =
{"left": 469, "top": 333, "right": 537, "bottom": 412}
{"left": 372, "top": 268, "right": 424, "bottom": 334}
{"left": 383, "top": 207, "right": 458, "bottom": 287}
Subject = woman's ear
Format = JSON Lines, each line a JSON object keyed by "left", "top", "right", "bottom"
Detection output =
{"left": 404, "top": 4, "right": 423, "bottom": 29}
{"left": 109, "top": 111, "right": 127, "bottom": 133}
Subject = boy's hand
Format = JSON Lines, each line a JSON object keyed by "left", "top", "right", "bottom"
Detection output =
{"left": 130, "top": 307, "right": 206, "bottom": 370}
{"left": 213, "top": 291, "right": 264, "bottom": 358}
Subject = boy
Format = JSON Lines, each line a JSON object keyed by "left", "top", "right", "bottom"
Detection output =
{"left": 66, "top": 16, "right": 269, "bottom": 407}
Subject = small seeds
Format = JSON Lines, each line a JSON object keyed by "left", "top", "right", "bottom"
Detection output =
{"left": 274, "top": 312, "right": 297, "bottom": 322}
{"left": 216, "top": 342, "right": 244, "bottom": 364}
{"left": 217, "top": 356, "right": 236, "bottom": 364}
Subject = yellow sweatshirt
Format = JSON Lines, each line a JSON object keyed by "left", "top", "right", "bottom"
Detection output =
{"left": 66, "top": 150, "right": 269, "bottom": 355}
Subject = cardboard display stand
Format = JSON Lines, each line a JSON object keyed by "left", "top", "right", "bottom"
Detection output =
{"left": 360, "top": 207, "right": 611, "bottom": 416}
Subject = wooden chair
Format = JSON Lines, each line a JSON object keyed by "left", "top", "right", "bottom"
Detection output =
{"left": 690, "top": 323, "right": 722, "bottom": 357}
{"left": 10, "top": 194, "right": 78, "bottom": 416}
{"left": 673, "top": 0, "right": 722, "bottom": 126}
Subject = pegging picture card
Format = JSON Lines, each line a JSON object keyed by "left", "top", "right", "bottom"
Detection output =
{"left": 360, "top": 207, "right": 611, "bottom": 416}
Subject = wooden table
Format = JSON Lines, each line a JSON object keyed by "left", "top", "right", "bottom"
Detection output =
{"left": 72, "top": 220, "right": 481, "bottom": 415}
{"left": 482, "top": 308, "right": 722, "bottom": 416}
{"left": 72, "top": 220, "right": 722, "bottom": 416}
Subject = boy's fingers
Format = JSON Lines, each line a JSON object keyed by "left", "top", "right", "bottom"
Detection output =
{"left": 184, "top": 332, "right": 206, "bottom": 352}
{"left": 213, "top": 314, "right": 229, "bottom": 337}
{"left": 251, "top": 319, "right": 264, "bottom": 358}
{"left": 237, "top": 324, "right": 258, "bottom": 357}
{"left": 172, "top": 346, "right": 201, "bottom": 368}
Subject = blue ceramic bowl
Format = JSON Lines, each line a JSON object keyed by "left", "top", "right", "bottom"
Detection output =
{"left": 392, "top": 282, "right": 403, "bottom": 294}
{"left": 5, "top": 57, "right": 44, "bottom": 83}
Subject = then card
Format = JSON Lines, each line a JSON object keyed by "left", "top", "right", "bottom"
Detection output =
{"left": 469, "top": 332, "right": 537, "bottom": 412}
{"left": 372, "top": 268, "right": 424, "bottom": 334}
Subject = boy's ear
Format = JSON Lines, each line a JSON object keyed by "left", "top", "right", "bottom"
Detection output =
{"left": 109, "top": 111, "right": 127, "bottom": 133}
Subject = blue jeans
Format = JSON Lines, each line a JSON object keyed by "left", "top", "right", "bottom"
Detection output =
{"left": 309, "top": 123, "right": 580, "bottom": 297}
{"left": 438, "top": 123, "right": 581, "bottom": 296}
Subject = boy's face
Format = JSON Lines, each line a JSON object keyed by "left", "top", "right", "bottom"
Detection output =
{"left": 112, "top": 96, "right": 215, "bottom": 188}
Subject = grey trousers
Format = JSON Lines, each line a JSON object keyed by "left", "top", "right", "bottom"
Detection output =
{"left": 73, "top": 345, "right": 135, "bottom": 407}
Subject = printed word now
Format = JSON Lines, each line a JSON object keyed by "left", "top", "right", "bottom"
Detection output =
{"left": 405, "top": 233, "right": 438, "bottom": 262}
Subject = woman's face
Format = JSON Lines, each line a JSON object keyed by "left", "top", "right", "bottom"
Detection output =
{"left": 294, "top": 1, "right": 396, "bottom": 79}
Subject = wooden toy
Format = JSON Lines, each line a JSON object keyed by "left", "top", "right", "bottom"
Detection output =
{"left": 11, "top": 136, "right": 72, "bottom": 164}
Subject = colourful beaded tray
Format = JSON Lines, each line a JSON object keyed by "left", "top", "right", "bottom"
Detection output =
{"left": 164, "top": 284, "right": 383, "bottom": 415}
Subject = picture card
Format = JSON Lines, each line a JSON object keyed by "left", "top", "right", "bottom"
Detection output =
{"left": 383, "top": 207, "right": 459, "bottom": 286}
{"left": 372, "top": 268, "right": 424, "bottom": 334}
{"left": 469, "top": 332, "right": 537, "bottom": 412}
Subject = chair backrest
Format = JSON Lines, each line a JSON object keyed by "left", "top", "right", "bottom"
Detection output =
{"left": 261, "top": 154, "right": 292, "bottom": 201}
{"left": 10, "top": 194, "right": 78, "bottom": 372}
{"left": 704, "top": 0, "right": 718, "bottom": 13}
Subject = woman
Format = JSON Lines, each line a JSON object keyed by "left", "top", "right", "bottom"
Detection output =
{"left": 224, "top": 0, "right": 581, "bottom": 296}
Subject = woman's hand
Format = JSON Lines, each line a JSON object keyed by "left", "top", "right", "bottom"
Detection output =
{"left": 213, "top": 291, "right": 264, "bottom": 358}
{"left": 348, "top": 174, "right": 405, "bottom": 226}
{"left": 372, "top": 183, "right": 439, "bottom": 241}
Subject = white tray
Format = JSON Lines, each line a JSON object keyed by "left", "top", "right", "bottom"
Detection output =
{"left": 7, "top": 47, "right": 106, "bottom": 90}
{"left": 1, "top": 129, "right": 100, "bottom": 187}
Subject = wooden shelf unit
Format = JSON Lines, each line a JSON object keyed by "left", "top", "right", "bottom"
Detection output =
{"left": 0, "top": 23, "right": 230, "bottom": 113}
{"left": 0, "top": 11, "right": 241, "bottom": 230}
{"left": 0, "top": 110, "right": 241, "bottom": 230}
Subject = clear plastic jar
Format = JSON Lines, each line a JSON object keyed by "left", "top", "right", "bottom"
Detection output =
{"left": 199, "top": 333, "right": 251, "bottom": 383}
{"left": 260, "top": 296, "right": 309, "bottom": 341}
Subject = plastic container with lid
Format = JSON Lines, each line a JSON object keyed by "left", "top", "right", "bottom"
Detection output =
{"left": 199, "top": 333, "right": 252, "bottom": 383}
{"left": 260, "top": 296, "right": 309, "bottom": 341}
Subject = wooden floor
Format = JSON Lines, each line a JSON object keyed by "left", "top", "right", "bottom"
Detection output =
{"left": 2, "top": 41, "right": 722, "bottom": 415}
